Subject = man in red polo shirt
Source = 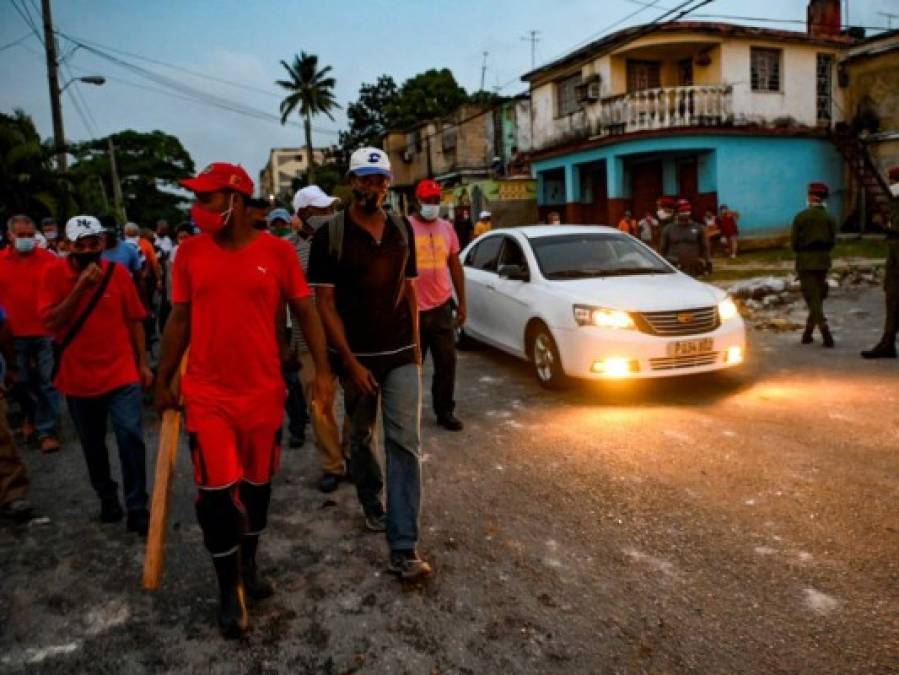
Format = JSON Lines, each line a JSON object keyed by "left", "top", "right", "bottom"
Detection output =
{"left": 155, "top": 162, "right": 334, "bottom": 639}
{"left": 38, "top": 215, "right": 153, "bottom": 534}
{"left": 0, "top": 215, "right": 62, "bottom": 452}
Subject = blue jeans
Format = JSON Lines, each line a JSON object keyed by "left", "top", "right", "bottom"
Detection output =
{"left": 344, "top": 362, "right": 422, "bottom": 552}
{"left": 14, "top": 336, "right": 61, "bottom": 438}
{"left": 67, "top": 383, "right": 148, "bottom": 513}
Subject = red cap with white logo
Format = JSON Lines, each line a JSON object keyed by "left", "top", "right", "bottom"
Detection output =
{"left": 180, "top": 163, "right": 254, "bottom": 196}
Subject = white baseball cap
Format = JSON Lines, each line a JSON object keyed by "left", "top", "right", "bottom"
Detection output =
{"left": 65, "top": 215, "right": 104, "bottom": 242}
{"left": 348, "top": 147, "right": 391, "bottom": 178}
{"left": 292, "top": 185, "right": 339, "bottom": 212}
{"left": 479, "top": 211, "right": 492, "bottom": 220}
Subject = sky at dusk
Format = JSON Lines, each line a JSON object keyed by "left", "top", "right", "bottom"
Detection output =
{"left": 1, "top": 0, "right": 896, "bottom": 182}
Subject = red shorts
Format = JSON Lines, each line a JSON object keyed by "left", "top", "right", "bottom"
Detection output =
{"left": 187, "top": 408, "right": 281, "bottom": 488}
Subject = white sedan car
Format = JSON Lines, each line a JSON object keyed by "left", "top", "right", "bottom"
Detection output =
{"left": 459, "top": 225, "right": 746, "bottom": 389}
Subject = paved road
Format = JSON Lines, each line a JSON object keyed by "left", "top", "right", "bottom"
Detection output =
{"left": 1, "top": 285, "right": 897, "bottom": 673}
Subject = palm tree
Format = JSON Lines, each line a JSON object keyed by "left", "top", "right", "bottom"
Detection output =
{"left": 277, "top": 52, "right": 340, "bottom": 184}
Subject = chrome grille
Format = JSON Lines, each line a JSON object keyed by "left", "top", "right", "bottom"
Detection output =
{"left": 636, "top": 306, "right": 719, "bottom": 337}
{"left": 650, "top": 352, "right": 720, "bottom": 371}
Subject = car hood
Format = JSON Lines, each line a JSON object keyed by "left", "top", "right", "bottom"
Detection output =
{"left": 544, "top": 273, "right": 724, "bottom": 311}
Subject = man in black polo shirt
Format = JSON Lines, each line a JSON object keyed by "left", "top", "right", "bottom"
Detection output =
{"left": 308, "top": 147, "right": 431, "bottom": 581}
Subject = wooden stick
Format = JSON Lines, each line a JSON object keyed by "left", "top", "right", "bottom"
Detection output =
{"left": 142, "top": 355, "right": 187, "bottom": 591}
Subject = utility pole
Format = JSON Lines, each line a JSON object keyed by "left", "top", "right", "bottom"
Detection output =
{"left": 41, "top": 0, "right": 66, "bottom": 171}
{"left": 108, "top": 137, "right": 126, "bottom": 222}
{"left": 521, "top": 30, "right": 541, "bottom": 70}
{"left": 480, "top": 51, "right": 488, "bottom": 92}
{"left": 879, "top": 12, "right": 898, "bottom": 29}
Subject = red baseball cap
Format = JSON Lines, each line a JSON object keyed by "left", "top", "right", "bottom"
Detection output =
{"left": 415, "top": 179, "right": 442, "bottom": 200}
{"left": 676, "top": 199, "right": 692, "bottom": 213}
{"left": 180, "top": 162, "right": 254, "bottom": 196}
{"left": 658, "top": 196, "right": 675, "bottom": 208}
{"left": 808, "top": 181, "right": 829, "bottom": 197}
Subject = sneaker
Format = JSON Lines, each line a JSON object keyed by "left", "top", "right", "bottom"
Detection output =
{"left": 100, "top": 497, "right": 124, "bottom": 524}
{"left": 436, "top": 413, "right": 464, "bottom": 432}
{"left": 39, "top": 436, "right": 61, "bottom": 454}
{"left": 126, "top": 509, "right": 150, "bottom": 536}
{"left": 318, "top": 473, "right": 342, "bottom": 493}
{"left": 363, "top": 509, "right": 387, "bottom": 533}
{"left": 388, "top": 550, "right": 433, "bottom": 581}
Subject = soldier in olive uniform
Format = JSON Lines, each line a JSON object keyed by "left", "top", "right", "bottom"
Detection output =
{"left": 791, "top": 182, "right": 837, "bottom": 348}
{"left": 661, "top": 199, "right": 711, "bottom": 277}
{"left": 861, "top": 166, "right": 899, "bottom": 359}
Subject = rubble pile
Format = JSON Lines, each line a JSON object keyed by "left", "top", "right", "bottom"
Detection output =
{"left": 723, "top": 266, "right": 883, "bottom": 332}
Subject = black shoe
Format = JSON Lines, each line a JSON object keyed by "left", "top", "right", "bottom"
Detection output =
{"left": 99, "top": 497, "right": 124, "bottom": 524}
{"left": 821, "top": 326, "right": 835, "bottom": 348}
{"left": 861, "top": 343, "right": 897, "bottom": 359}
{"left": 212, "top": 551, "right": 250, "bottom": 639}
{"left": 318, "top": 473, "right": 342, "bottom": 493}
{"left": 241, "top": 535, "right": 274, "bottom": 601}
{"left": 388, "top": 549, "right": 433, "bottom": 581}
{"left": 126, "top": 509, "right": 150, "bottom": 536}
{"left": 801, "top": 328, "right": 814, "bottom": 345}
{"left": 363, "top": 506, "right": 387, "bottom": 533}
{"left": 436, "top": 413, "right": 464, "bottom": 431}
{"left": 288, "top": 435, "right": 305, "bottom": 449}
{"left": 0, "top": 499, "right": 35, "bottom": 524}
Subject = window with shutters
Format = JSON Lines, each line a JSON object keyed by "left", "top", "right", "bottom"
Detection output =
{"left": 816, "top": 53, "right": 834, "bottom": 123}
{"left": 555, "top": 73, "right": 582, "bottom": 116}
{"left": 751, "top": 47, "right": 781, "bottom": 92}
{"left": 626, "top": 60, "right": 661, "bottom": 92}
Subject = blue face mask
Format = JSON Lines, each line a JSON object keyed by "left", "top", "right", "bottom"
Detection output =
{"left": 14, "top": 237, "right": 36, "bottom": 254}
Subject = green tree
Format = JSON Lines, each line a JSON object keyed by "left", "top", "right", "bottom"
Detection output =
{"left": 339, "top": 75, "right": 399, "bottom": 157}
{"left": 69, "top": 129, "right": 196, "bottom": 226}
{"left": 0, "top": 109, "right": 77, "bottom": 224}
{"left": 383, "top": 68, "right": 469, "bottom": 130}
{"left": 277, "top": 52, "right": 341, "bottom": 184}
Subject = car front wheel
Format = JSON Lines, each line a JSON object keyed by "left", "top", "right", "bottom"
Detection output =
{"left": 530, "top": 326, "right": 568, "bottom": 390}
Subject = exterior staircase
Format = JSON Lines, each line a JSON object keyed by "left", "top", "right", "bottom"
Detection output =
{"left": 830, "top": 127, "right": 892, "bottom": 230}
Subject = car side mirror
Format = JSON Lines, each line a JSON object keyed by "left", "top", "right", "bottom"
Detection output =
{"left": 498, "top": 264, "right": 529, "bottom": 281}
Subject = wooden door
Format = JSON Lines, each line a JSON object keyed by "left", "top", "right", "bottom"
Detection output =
{"left": 677, "top": 158, "right": 698, "bottom": 202}
{"left": 630, "top": 161, "right": 663, "bottom": 219}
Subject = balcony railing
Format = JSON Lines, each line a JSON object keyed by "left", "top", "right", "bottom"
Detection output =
{"left": 597, "top": 85, "right": 733, "bottom": 136}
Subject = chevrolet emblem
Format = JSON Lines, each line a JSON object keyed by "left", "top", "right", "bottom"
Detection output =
{"left": 677, "top": 312, "right": 694, "bottom": 324}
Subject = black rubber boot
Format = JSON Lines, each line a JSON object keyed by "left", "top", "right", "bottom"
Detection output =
{"left": 211, "top": 551, "right": 249, "bottom": 639}
{"left": 801, "top": 319, "right": 814, "bottom": 345}
{"left": 821, "top": 325, "right": 835, "bottom": 348}
{"left": 241, "top": 534, "right": 274, "bottom": 601}
{"left": 861, "top": 341, "right": 897, "bottom": 359}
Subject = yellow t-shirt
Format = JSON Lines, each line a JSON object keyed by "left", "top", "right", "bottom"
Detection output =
{"left": 474, "top": 221, "right": 492, "bottom": 237}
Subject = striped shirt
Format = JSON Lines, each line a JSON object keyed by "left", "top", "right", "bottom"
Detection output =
{"left": 285, "top": 232, "right": 313, "bottom": 353}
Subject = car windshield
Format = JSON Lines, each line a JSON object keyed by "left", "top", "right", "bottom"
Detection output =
{"left": 530, "top": 233, "right": 673, "bottom": 280}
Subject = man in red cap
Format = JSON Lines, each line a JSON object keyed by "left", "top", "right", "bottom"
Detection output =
{"left": 410, "top": 179, "right": 466, "bottom": 431}
{"left": 791, "top": 182, "right": 837, "bottom": 347}
{"left": 155, "top": 162, "right": 335, "bottom": 639}
{"left": 660, "top": 199, "right": 710, "bottom": 277}
{"left": 861, "top": 167, "right": 899, "bottom": 358}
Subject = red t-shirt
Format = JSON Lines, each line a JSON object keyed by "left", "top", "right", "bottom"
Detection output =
{"left": 38, "top": 259, "right": 147, "bottom": 397}
{"left": 0, "top": 247, "right": 57, "bottom": 337}
{"left": 172, "top": 233, "right": 311, "bottom": 429}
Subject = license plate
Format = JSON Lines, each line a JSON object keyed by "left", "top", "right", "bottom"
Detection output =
{"left": 667, "top": 338, "right": 714, "bottom": 357}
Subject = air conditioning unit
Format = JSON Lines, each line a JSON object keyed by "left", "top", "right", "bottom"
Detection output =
{"left": 576, "top": 77, "right": 602, "bottom": 102}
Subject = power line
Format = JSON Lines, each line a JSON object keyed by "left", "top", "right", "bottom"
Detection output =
{"left": 0, "top": 32, "right": 32, "bottom": 52}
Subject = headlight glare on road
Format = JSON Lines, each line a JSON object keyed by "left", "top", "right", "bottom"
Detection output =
{"left": 718, "top": 297, "right": 738, "bottom": 322}
{"left": 573, "top": 305, "right": 635, "bottom": 329}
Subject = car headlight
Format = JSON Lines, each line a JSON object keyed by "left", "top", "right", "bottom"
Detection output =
{"left": 573, "top": 305, "right": 635, "bottom": 329}
{"left": 718, "top": 297, "right": 738, "bottom": 322}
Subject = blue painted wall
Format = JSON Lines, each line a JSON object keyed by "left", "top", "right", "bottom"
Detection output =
{"left": 532, "top": 134, "right": 844, "bottom": 237}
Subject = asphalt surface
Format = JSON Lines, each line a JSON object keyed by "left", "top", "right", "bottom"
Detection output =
{"left": 1, "top": 284, "right": 897, "bottom": 674}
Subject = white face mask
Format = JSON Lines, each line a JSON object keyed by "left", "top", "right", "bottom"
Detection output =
{"left": 14, "top": 237, "right": 36, "bottom": 253}
{"left": 419, "top": 204, "right": 440, "bottom": 221}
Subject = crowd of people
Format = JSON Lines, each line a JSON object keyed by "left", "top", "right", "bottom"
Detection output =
{"left": 1, "top": 148, "right": 897, "bottom": 641}
{"left": 0, "top": 146, "right": 475, "bottom": 640}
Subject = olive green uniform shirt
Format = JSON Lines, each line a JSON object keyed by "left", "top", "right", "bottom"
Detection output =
{"left": 791, "top": 204, "right": 836, "bottom": 272}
